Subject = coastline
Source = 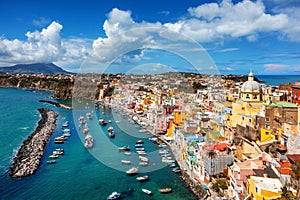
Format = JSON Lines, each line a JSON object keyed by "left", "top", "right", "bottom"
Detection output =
{"left": 110, "top": 101, "right": 202, "bottom": 199}
{"left": 9, "top": 108, "right": 58, "bottom": 178}
{"left": 39, "top": 99, "right": 72, "bottom": 110}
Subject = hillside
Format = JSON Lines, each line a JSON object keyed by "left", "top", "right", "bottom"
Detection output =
{"left": 0, "top": 63, "right": 71, "bottom": 74}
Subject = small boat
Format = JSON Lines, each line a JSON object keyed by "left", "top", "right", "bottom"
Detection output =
{"left": 82, "top": 128, "right": 89, "bottom": 134}
{"left": 47, "top": 160, "right": 56, "bottom": 164}
{"left": 63, "top": 128, "right": 71, "bottom": 133}
{"left": 139, "top": 156, "right": 149, "bottom": 162}
{"left": 136, "top": 151, "right": 147, "bottom": 155}
{"left": 135, "top": 144, "right": 143, "bottom": 148}
{"left": 99, "top": 119, "right": 108, "bottom": 126}
{"left": 142, "top": 188, "right": 152, "bottom": 195}
{"left": 169, "top": 163, "right": 176, "bottom": 168}
{"left": 84, "top": 134, "right": 94, "bottom": 149}
{"left": 108, "top": 120, "right": 112, "bottom": 123}
{"left": 136, "top": 140, "right": 144, "bottom": 144}
{"left": 49, "top": 154, "right": 59, "bottom": 159}
{"left": 54, "top": 139, "right": 64, "bottom": 144}
{"left": 159, "top": 188, "right": 172, "bottom": 194}
{"left": 63, "top": 133, "right": 71, "bottom": 137}
{"left": 121, "top": 160, "right": 131, "bottom": 165}
{"left": 62, "top": 121, "right": 69, "bottom": 127}
{"left": 138, "top": 129, "right": 148, "bottom": 133}
{"left": 126, "top": 167, "right": 138, "bottom": 175}
{"left": 118, "top": 145, "right": 130, "bottom": 151}
{"left": 172, "top": 169, "right": 181, "bottom": 173}
{"left": 162, "top": 158, "right": 175, "bottom": 163}
{"left": 86, "top": 113, "right": 92, "bottom": 119}
{"left": 53, "top": 150, "right": 64, "bottom": 155}
{"left": 107, "top": 191, "right": 121, "bottom": 200}
{"left": 139, "top": 162, "right": 148, "bottom": 166}
{"left": 136, "top": 175, "right": 149, "bottom": 181}
{"left": 124, "top": 152, "right": 131, "bottom": 156}
{"left": 135, "top": 148, "right": 144, "bottom": 151}
{"left": 108, "top": 126, "right": 115, "bottom": 138}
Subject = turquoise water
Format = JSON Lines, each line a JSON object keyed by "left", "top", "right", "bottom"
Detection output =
{"left": 257, "top": 75, "right": 300, "bottom": 86}
{"left": 0, "top": 88, "right": 195, "bottom": 200}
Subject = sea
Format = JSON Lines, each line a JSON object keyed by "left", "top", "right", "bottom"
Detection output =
{"left": 0, "top": 88, "right": 196, "bottom": 200}
{"left": 256, "top": 75, "right": 300, "bottom": 86}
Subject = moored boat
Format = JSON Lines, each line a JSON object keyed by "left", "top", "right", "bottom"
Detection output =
{"left": 135, "top": 144, "right": 143, "bottom": 148}
{"left": 159, "top": 188, "right": 172, "bottom": 193}
{"left": 107, "top": 191, "right": 121, "bottom": 200}
{"left": 136, "top": 175, "right": 149, "bottom": 181}
{"left": 118, "top": 145, "right": 130, "bottom": 151}
{"left": 139, "top": 156, "right": 148, "bottom": 162}
{"left": 126, "top": 167, "right": 138, "bottom": 175}
{"left": 47, "top": 160, "right": 56, "bottom": 164}
{"left": 84, "top": 134, "right": 94, "bottom": 149}
{"left": 49, "top": 154, "right": 59, "bottom": 159}
{"left": 107, "top": 126, "right": 115, "bottom": 138}
{"left": 99, "top": 119, "right": 108, "bottom": 126}
{"left": 136, "top": 139, "right": 144, "bottom": 144}
{"left": 142, "top": 188, "right": 152, "bottom": 195}
{"left": 62, "top": 121, "right": 69, "bottom": 127}
{"left": 121, "top": 160, "right": 131, "bottom": 165}
{"left": 124, "top": 152, "right": 131, "bottom": 156}
{"left": 136, "top": 151, "right": 147, "bottom": 155}
{"left": 139, "top": 162, "right": 148, "bottom": 166}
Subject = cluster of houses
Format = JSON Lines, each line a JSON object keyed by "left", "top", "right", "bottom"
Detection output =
{"left": 97, "top": 72, "right": 300, "bottom": 199}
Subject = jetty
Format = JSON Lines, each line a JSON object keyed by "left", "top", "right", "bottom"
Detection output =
{"left": 39, "top": 99, "right": 72, "bottom": 110}
{"left": 9, "top": 108, "right": 58, "bottom": 178}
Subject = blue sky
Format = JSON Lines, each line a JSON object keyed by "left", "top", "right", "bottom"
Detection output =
{"left": 0, "top": 0, "right": 300, "bottom": 75}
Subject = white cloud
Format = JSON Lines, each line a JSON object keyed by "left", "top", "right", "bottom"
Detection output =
{"left": 32, "top": 17, "right": 51, "bottom": 27}
{"left": 264, "top": 63, "right": 289, "bottom": 71}
{"left": 0, "top": 21, "right": 91, "bottom": 70}
{"left": 216, "top": 48, "right": 239, "bottom": 53}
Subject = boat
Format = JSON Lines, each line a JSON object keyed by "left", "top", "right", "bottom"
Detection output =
{"left": 53, "top": 149, "right": 64, "bottom": 155}
{"left": 135, "top": 147, "right": 144, "bottom": 151}
{"left": 126, "top": 167, "right": 138, "bottom": 175}
{"left": 121, "top": 160, "right": 131, "bottom": 165}
{"left": 159, "top": 188, "right": 172, "bottom": 193}
{"left": 162, "top": 158, "right": 175, "bottom": 163}
{"left": 54, "top": 139, "right": 64, "bottom": 144}
{"left": 172, "top": 169, "right": 181, "bottom": 173}
{"left": 63, "top": 132, "right": 71, "bottom": 137}
{"left": 136, "top": 151, "right": 147, "bottom": 155}
{"left": 139, "top": 162, "right": 148, "bottom": 166}
{"left": 169, "top": 163, "right": 176, "bottom": 168}
{"left": 62, "top": 121, "right": 69, "bottom": 127}
{"left": 107, "top": 126, "right": 115, "bottom": 138}
{"left": 99, "top": 119, "right": 108, "bottom": 126}
{"left": 124, "top": 152, "right": 131, "bottom": 156}
{"left": 86, "top": 113, "right": 92, "bottom": 119}
{"left": 135, "top": 144, "right": 143, "bottom": 148}
{"left": 108, "top": 120, "right": 112, "bottom": 123}
{"left": 82, "top": 128, "right": 89, "bottom": 134}
{"left": 84, "top": 134, "right": 94, "bottom": 149}
{"left": 136, "top": 139, "right": 144, "bottom": 144}
{"left": 138, "top": 129, "right": 148, "bottom": 133}
{"left": 107, "top": 191, "right": 121, "bottom": 200}
{"left": 63, "top": 128, "right": 71, "bottom": 133}
{"left": 49, "top": 154, "right": 59, "bottom": 159}
{"left": 139, "top": 156, "right": 149, "bottom": 162}
{"left": 142, "top": 188, "right": 152, "bottom": 195}
{"left": 47, "top": 160, "right": 56, "bottom": 164}
{"left": 118, "top": 145, "right": 130, "bottom": 151}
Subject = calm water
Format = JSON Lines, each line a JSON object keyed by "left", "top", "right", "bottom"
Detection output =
{"left": 257, "top": 75, "right": 300, "bottom": 86}
{"left": 0, "top": 88, "right": 195, "bottom": 200}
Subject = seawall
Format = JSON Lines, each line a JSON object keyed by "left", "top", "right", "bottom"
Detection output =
{"left": 9, "top": 108, "right": 58, "bottom": 178}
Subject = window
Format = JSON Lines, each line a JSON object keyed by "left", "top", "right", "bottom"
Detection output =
{"left": 266, "top": 125, "right": 270, "bottom": 129}
{"left": 254, "top": 94, "right": 257, "bottom": 99}
{"left": 266, "top": 131, "right": 269, "bottom": 135}
{"left": 246, "top": 94, "right": 250, "bottom": 99}
{"left": 265, "top": 117, "right": 270, "bottom": 122}
{"left": 249, "top": 119, "right": 251, "bottom": 123}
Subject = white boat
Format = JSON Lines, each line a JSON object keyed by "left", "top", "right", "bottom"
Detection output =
{"left": 159, "top": 150, "right": 169, "bottom": 154}
{"left": 84, "top": 134, "right": 94, "bottom": 149}
{"left": 49, "top": 154, "right": 59, "bottom": 159}
{"left": 138, "top": 129, "right": 148, "bottom": 133}
{"left": 136, "top": 139, "right": 144, "bottom": 144}
{"left": 159, "top": 188, "right": 172, "bottom": 193}
{"left": 142, "top": 188, "right": 152, "bottom": 195}
{"left": 139, "top": 162, "right": 148, "bottom": 166}
{"left": 137, "top": 151, "right": 147, "bottom": 155}
{"left": 124, "top": 152, "right": 131, "bottom": 156}
{"left": 121, "top": 160, "right": 131, "bottom": 165}
{"left": 162, "top": 158, "right": 175, "bottom": 163}
{"left": 62, "top": 121, "right": 69, "bottom": 127}
{"left": 126, "top": 167, "right": 138, "bottom": 175}
{"left": 86, "top": 113, "right": 92, "bottom": 119}
{"left": 107, "top": 191, "right": 121, "bottom": 200}
{"left": 139, "top": 156, "right": 149, "bottom": 162}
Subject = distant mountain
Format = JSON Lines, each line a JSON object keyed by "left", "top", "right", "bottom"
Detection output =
{"left": 0, "top": 63, "right": 72, "bottom": 74}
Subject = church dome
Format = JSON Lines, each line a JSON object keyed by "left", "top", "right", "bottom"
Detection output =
{"left": 241, "top": 71, "right": 262, "bottom": 92}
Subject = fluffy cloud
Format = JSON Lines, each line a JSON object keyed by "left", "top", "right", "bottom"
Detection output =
{"left": 264, "top": 63, "right": 300, "bottom": 72}
{"left": 0, "top": 21, "right": 90, "bottom": 70}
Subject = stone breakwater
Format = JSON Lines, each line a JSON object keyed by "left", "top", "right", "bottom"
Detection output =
{"left": 9, "top": 108, "right": 58, "bottom": 178}
{"left": 38, "top": 99, "right": 72, "bottom": 110}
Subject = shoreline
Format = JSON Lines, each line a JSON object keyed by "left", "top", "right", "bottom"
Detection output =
{"left": 110, "top": 102, "right": 202, "bottom": 199}
{"left": 9, "top": 108, "right": 58, "bottom": 178}
{"left": 39, "top": 99, "right": 72, "bottom": 110}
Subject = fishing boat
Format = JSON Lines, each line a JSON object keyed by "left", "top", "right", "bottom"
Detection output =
{"left": 159, "top": 188, "right": 172, "bottom": 193}
{"left": 47, "top": 160, "right": 56, "bottom": 164}
{"left": 121, "top": 160, "right": 131, "bottom": 165}
{"left": 126, "top": 167, "right": 138, "bottom": 175}
{"left": 136, "top": 139, "right": 144, "bottom": 144}
{"left": 107, "top": 191, "right": 121, "bottom": 200}
{"left": 118, "top": 145, "right": 130, "bottom": 151}
{"left": 142, "top": 188, "right": 152, "bottom": 195}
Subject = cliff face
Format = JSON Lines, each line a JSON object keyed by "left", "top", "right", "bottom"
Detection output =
{"left": 0, "top": 74, "right": 74, "bottom": 100}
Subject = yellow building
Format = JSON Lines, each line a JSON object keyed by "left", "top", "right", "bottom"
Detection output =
{"left": 259, "top": 128, "right": 275, "bottom": 142}
{"left": 174, "top": 110, "right": 187, "bottom": 128}
{"left": 247, "top": 176, "right": 282, "bottom": 200}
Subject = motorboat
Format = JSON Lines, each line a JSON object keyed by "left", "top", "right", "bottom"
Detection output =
{"left": 107, "top": 191, "right": 121, "bottom": 200}
{"left": 86, "top": 112, "right": 92, "bottom": 119}
{"left": 62, "top": 121, "right": 69, "bottom": 127}
{"left": 124, "top": 152, "right": 131, "bottom": 156}
{"left": 136, "top": 151, "right": 147, "bottom": 155}
{"left": 135, "top": 147, "right": 144, "bottom": 151}
{"left": 159, "top": 188, "right": 172, "bottom": 193}
{"left": 49, "top": 154, "right": 59, "bottom": 159}
{"left": 53, "top": 149, "right": 64, "bottom": 155}
{"left": 118, "top": 145, "right": 130, "bottom": 151}
{"left": 135, "top": 144, "right": 143, "bottom": 148}
{"left": 139, "top": 156, "right": 148, "bottom": 162}
{"left": 99, "top": 119, "right": 108, "bottom": 126}
{"left": 84, "top": 134, "right": 94, "bottom": 149}
{"left": 121, "top": 160, "right": 131, "bottom": 165}
{"left": 108, "top": 126, "right": 115, "bottom": 138}
{"left": 47, "top": 160, "right": 56, "bottom": 164}
{"left": 139, "top": 162, "right": 148, "bottom": 166}
{"left": 126, "top": 167, "right": 138, "bottom": 175}
{"left": 142, "top": 188, "right": 152, "bottom": 195}
{"left": 136, "top": 139, "right": 144, "bottom": 144}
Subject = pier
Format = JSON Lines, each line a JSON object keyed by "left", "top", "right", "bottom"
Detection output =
{"left": 9, "top": 108, "right": 58, "bottom": 178}
{"left": 39, "top": 99, "right": 72, "bottom": 110}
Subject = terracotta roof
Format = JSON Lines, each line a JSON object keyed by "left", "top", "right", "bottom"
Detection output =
{"left": 286, "top": 154, "right": 300, "bottom": 163}
{"left": 209, "top": 143, "right": 230, "bottom": 151}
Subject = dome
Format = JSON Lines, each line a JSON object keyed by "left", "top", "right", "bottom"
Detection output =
{"left": 241, "top": 80, "right": 262, "bottom": 91}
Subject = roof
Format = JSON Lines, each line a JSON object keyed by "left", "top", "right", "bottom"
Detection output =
{"left": 241, "top": 80, "right": 262, "bottom": 92}
{"left": 209, "top": 143, "right": 230, "bottom": 151}
{"left": 251, "top": 176, "right": 282, "bottom": 193}
{"left": 267, "top": 101, "right": 298, "bottom": 108}
{"left": 286, "top": 154, "right": 300, "bottom": 163}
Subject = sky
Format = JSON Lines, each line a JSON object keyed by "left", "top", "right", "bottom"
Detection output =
{"left": 0, "top": 0, "right": 300, "bottom": 75}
